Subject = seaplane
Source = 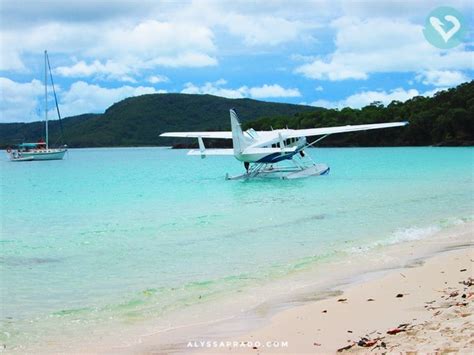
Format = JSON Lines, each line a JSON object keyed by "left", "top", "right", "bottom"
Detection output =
{"left": 160, "top": 109, "right": 408, "bottom": 180}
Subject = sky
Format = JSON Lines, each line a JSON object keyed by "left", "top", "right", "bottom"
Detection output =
{"left": 0, "top": 0, "right": 473, "bottom": 123}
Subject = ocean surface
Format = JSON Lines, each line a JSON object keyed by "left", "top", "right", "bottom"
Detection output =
{"left": 1, "top": 147, "right": 473, "bottom": 350}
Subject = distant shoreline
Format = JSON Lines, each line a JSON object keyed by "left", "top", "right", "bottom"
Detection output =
{"left": 1, "top": 81, "right": 473, "bottom": 150}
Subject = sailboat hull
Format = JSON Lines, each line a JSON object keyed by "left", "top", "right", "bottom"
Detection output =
{"left": 19, "top": 149, "right": 67, "bottom": 161}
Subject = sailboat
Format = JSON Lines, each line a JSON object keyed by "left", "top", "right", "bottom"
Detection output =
{"left": 8, "top": 50, "right": 67, "bottom": 161}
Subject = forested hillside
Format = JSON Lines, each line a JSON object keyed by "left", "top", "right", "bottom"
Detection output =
{"left": 244, "top": 81, "right": 473, "bottom": 146}
{"left": 1, "top": 81, "right": 472, "bottom": 148}
{"left": 0, "top": 94, "right": 314, "bottom": 148}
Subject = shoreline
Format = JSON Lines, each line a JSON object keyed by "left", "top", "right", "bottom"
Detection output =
{"left": 117, "top": 221, "right": 473, "bottom": 354}
{"left": 202, "top": 246, "right": 474, "bottom": 354}
{"left": 5, "top": 221, "right": 472, "bottom": 353}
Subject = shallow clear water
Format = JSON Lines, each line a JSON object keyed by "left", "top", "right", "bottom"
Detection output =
{"left": 0, "top": 147, "right": 473, "bottom": 348}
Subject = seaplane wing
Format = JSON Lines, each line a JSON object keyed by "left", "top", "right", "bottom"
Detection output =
{"left": 160, "top": 122, "right": 408, "bottom": 141}
{"left": 283, "top": 121, "right": 408, "bottom": 138}
{"left": 160, "top": 131, "right": 232, "bottom": 139}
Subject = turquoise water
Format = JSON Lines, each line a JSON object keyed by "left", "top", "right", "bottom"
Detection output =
{"left": 1, "top": 147, "right": 473, "bottom": 349}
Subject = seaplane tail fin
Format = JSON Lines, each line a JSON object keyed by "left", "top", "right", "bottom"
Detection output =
{"left": 230, "top": 109, "right": 249, "bottom": 154}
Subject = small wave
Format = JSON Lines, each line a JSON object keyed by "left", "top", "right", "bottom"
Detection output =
{"left": 348, "top": 215, "right": 472, "bottom": 255}
{"left": 388, "top": 225, "right": 441, "bottom": 244}
{"left": 387, "top": 215, "right": 472, "bottom": 245}
{"left": 439, "top": 215, "right": 473, "bottom": 228}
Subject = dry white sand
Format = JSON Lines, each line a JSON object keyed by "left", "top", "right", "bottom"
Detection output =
{"left": 206, "top": 247, "right": 473, "bottom": 354}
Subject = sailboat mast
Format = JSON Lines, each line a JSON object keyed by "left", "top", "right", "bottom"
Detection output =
{"left": 44, "top": 50, "right": 48, "bottom": 149}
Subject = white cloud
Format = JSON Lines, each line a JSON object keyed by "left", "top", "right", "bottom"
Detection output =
{"left": 310, "top": 87, "right": 449, "bottom": 109}
{"left": 249, "top": 84, "right": 301, "bottom": 98}
{"left": 181, "top": 80, "right": 301, "bottom": 99}
{"left": 310, "top": 99, "right": 334, "bottom": 109}
{"left": 54, "top": 60, "right": 136, "bottom": 82}
{"left": 95, "top": 20, "right": 216, "bottom": 58}
{"left": 60, "top": 81, "right": 160, "bottom": 116}
{"left": 415, "top": 70, "right": 470, "bottom": 87}
{"left": 342, "top": 88, "right": 420, "bottom": 108}
{"left": 1, "top": 23, "right": 99, "bottom": 72}
{"left": 54, "top": 52, "right": 216, "bottom": 83}
{"left": 224, "top": 14, "right": 308, "bottom": 46}
{"left": 148, "top": 52, "right": 217, "bottom": 68}
{"left": 295, "top": 16, "right": 473, "bottom": 81}
{"left": 0, "top": 50, "right": 25, "bottom": 71}
{"left": 1, "top": 1, "right": 322, "bottom": 78}
{"left": 174, "top": 0, "right": 320, "bottom": 47}
{"left": 147, "top": 75, "right": 169, "bottom": 84}
{"left": 2, "top": 19, "right": 218, "bottom": 77}
{"left": 0, "top": 78, "right": 44, "bottom": 122}
{"left": 181, "top": 80, "right": 247, "bottom": 98}
{"left": 421, "top": 87, "right": 449, "bottom": 97}
{"left": 0, "top": 78, "right": 162, "bottom": 122}
{"left": 296, "top": 60, "right": 368, "bottom": 80}
{"left": 2, "top": 0, "right": 473, "bottom": 124}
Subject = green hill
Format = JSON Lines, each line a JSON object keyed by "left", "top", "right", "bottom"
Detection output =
{"left": 1, "top": 81, "right": 472, "bottom": 148}
{"left": 243, "top": 81, "right": 474, "bottom": 147}
{"left": 0, "top": 94, "right": 315, "bottom": 148}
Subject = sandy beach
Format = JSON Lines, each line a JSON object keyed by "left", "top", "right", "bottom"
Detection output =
{"left": 208, "top": 247, "right": 474, "bottom": 354}
{"left": 123, "top": 222, "right": 473, "bottom": 355}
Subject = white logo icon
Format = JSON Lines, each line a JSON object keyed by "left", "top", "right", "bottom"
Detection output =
{"left": 429, "top": 15, "right": 461, "bottom": 43}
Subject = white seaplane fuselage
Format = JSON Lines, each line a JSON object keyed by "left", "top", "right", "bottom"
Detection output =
{"left": 232, "top": 131, "right": 306, "bottom": 163}
{"left": 160, "top": 109, "right": 408, "bottom": 179}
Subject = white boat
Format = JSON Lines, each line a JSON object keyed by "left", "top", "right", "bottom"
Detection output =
{"left": 8, "top": 50, "right": 67, "bottom": 162}
{"left": 9, "top": 143, "right": 66, "bottom": 161}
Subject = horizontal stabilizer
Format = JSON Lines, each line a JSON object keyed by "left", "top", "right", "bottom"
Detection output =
{"left": 188, "top": 149, "right": 234, "bottom": 156}
{"left": 160, "top": 132, "right": 232, "bottom": 139}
